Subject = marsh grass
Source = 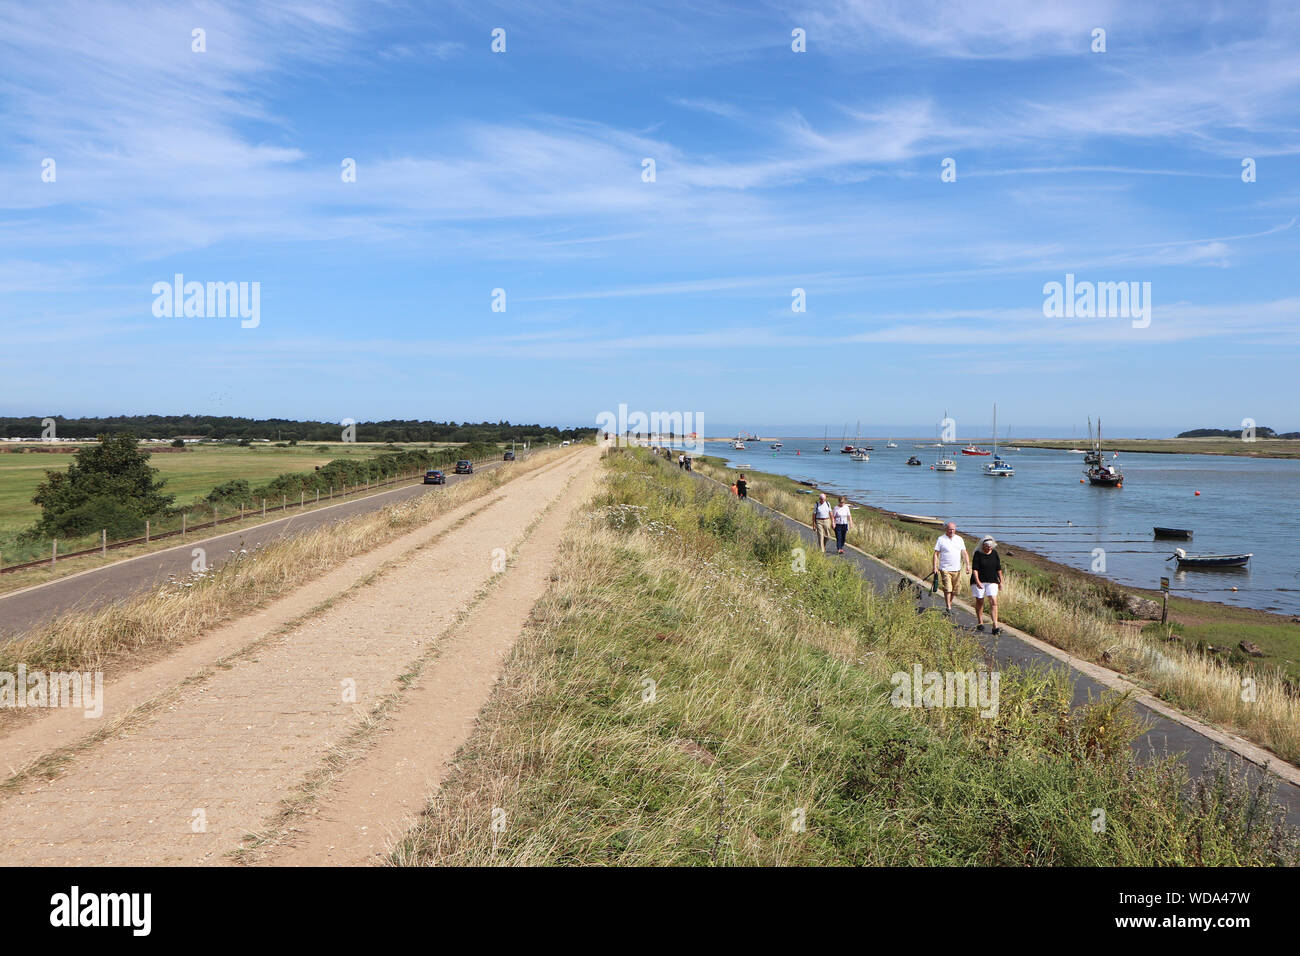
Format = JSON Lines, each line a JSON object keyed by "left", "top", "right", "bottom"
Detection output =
{"left": 390, "top": 449, "right": 1298, "bottom": 866}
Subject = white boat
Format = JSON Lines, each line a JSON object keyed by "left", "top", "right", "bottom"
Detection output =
{"left": 886, "top": 440, "right": 898, "bottom": 448}
{"left": 849, "top": 421, "right": 867, "bottom": 460}
{"left": 983, "top": 404, "right": 1015, "bottom": 477}
{"left": 934, "top": 457, "right": 956, "bottom": 472}
{"left": 731, "top": 439, "right": 745, "bottom": 450}
{"left": 770, "top": 441, "right": 783, "bottom": 449}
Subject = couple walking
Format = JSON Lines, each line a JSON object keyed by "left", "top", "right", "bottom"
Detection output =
{"left": 933, "top": 522, "right": 1004, "bottom": 633}
{"left": 813, "top": 493, "right": 853, "bottom": 554}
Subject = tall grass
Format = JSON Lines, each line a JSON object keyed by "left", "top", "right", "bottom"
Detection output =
{"left": 390, "top": 449, "right": 1298, "bottom": 866}
{"left": 693, "top": 458, "right": 1300, "bottom": 765}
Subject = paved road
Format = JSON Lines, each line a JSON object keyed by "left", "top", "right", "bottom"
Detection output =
{"left": 0, "top": 454, "right": 526, "bottom": 640}
{"left": 684, "top": 466, "right": 1300, "bottom": 827}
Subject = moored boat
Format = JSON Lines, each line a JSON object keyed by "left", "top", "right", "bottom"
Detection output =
{"left": 1154, "top": 527, "right": 1193, "bottom": 540}
{"left": 906, "top": 455, "right": 922, "bottom": 466}
{"left": 934, "top": 457, "right": 957, "bottom": 472}
{"left": 1172, "top": 549, "right": 1251, "bottom": 570}
{"left": 982, "top": 404, "right": 1014, "bottom": 477}
{"left": 898, "top": 513, "right": 945, "bottom": 527}
{"left": 961, "top": 445, "right": 990, "bottom": 456}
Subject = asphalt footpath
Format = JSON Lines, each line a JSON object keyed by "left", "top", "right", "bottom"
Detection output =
{"left": 683, "top": 464, "right": 1300, "bottom": 828}
{"left": 0, "top": 454, "right": 523, "bottom": 641}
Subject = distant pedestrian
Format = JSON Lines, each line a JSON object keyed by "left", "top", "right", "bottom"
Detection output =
{"left": 832, "top": 496, "right": 853, "bottom": 554}
{"left": 678, "top": 453, "right": 685, "bottom": 469}
{"left": 813, "top": 493, "right": 834, "bottom": 553}
{"left": 684, "top": 456, "right": 693, "bottom": 471}
{"left": 971, "top": 535, "right": 1003, "bottom": 634}
{"left": 736, "top": 473, "right": 748, "bottom": 499}
{"left": 932, "top": 522, "right": 970, "bottom": 614}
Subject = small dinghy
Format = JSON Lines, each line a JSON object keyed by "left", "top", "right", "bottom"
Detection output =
{"left": 1153, "top": 527, "right": 1193, "bottom": 540}
{"left": 898, "top": 513, "right": 945, "bottom": 527}
{"left": 1171, "top": 548, "right": 1251, "bottom": 569}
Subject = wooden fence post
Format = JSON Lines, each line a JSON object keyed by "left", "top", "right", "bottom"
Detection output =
{"left": 146, "top": 519, "right": 150, "bottom": 543}
{"left": 52, "top": 538, "right": 58, "bottom": 567}
{"left": 182, "top": 513, "right": 186, "bottom": 536}
{"left": 102, "top": 529, "right": 106, "bottom": 556}
{"left": 262, "top": 498, "right": 266, "bottom": 518}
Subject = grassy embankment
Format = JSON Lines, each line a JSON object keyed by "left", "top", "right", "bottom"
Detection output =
{"left": 687, "top": 455, "right": 1300, "bottom": 765}
{"left": 0, "top": 445, "right": 568, "bottom": 678}
{"left": 1014, "top": 437, "right": 1300, "bottom": 459}
{"left": 390, "top": 448, "right": 1297, "bottom": 865}
{"left": 0, "top": 440, "right": 502, "bottom": 592}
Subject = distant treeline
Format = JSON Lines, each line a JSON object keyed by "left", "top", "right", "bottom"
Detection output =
{"left": 1177, "top": 426, "right": 1300, "bottom": 439}
{"left": 0, "top": 415, "right": 595, "bottom": 443}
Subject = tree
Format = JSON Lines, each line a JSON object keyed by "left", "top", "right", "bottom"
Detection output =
{"left": 29, "top": 434, "right": 175, "bottom": 539}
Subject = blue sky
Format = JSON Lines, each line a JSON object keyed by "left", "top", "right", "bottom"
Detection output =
{"left": 2, "top": 0, "right": 1298, "bottom": 438}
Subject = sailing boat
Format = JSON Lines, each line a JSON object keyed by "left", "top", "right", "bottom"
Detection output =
{"left": 984, "top": 404, "right": 1014, "bottom": 477}
{"left": 850, "top": 421, "right": 868, "bottom": 461}
{"left": 1085, "top": 418, "right": 1123, "bottom": 487}
{"left": 886, "top": 438, "right": 898, "bottom": 448}
{"left": 822, "top": 427, "right": 830, "bottom": 452}
{"left": 1083, "top": 418, "right": 1102, "bottom": 466}
{"left": 840, "top": 424, "right": 853, "bottom": 453}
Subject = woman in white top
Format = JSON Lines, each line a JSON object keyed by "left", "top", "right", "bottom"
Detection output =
{"left": 832, "top": 496, "right": 853, "bottom": 554}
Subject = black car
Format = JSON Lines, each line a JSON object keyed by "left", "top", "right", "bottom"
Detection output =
{"left": 455, "top": 460, "right": 473, "bottom": 474}
{"left": 503, "top": 450, "right": 515, "bottom": 461}
{"left": 423, "top": 469, "right": 445, "bottom": 484}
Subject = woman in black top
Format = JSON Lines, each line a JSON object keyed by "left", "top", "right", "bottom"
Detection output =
{"left": 736, "top": 474, "right": 747, "bottom": 499}
{"left": 971, "top": 535, "right": 1004, "bottom": 634}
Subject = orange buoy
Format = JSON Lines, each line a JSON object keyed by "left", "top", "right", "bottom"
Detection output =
{"left": 1079, "top": 478, "right": 1084, "bottom": 483}
{"left": 1194, "top": 490, "right": 1200, "bottom": 496}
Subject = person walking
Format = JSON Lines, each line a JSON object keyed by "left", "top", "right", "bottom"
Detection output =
{"left": 678, "top": 453, "right": 685, "bottom": 470}
{"left": 971, "top": 535, "right": 1004, "bottom": 633}
{"left": 832, "top": 496, "right": 852, "bottom": 554}
{"left": 813, "top": 493, "right": 834, "bottom": 553}
{"left": 736, "top": 473, "right": 748, "bottom": 499}
{"left": 932, "top": 521, "right": 970, "bottom": 615}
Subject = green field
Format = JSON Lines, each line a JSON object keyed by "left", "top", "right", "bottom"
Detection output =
{"left": 0, "top": 441, "right": 439, "bottom": 540}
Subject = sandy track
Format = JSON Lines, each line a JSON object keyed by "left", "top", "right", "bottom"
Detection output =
{"left": 0, "top": 447, "right": 595, "bottom": 865}
{"left": 261, "top": 456, "right": 598, "bottom": 865}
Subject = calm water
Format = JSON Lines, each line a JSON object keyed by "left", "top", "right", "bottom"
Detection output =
{"left": 699, "top": 439, "right": 1300, "bottom": 616}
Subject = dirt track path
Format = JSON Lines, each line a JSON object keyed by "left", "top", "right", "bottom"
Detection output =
{"left": 0, "top": 447, "right": 596, "bottom": 865}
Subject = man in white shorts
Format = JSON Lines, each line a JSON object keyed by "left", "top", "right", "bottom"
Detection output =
{"left": 970, "top": 535, "right": 1003, "bottom": 634}
{"left": 932, "top": 522, "right": 969, "bottom": 614}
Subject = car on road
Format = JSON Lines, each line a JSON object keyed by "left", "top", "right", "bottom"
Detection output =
{"left": 503, "top": 450, "right": 515, "bottom": 461}
{"left": 455, "top": 460, "right": 473, "bottom": 474}
{"left": 423, "top": 469, "right": 445, "bottom": 484}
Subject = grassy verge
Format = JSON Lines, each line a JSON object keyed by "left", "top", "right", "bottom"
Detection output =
{"left": 0, "top": 447, "right": 569, "bottom": 676}
{"left": 688, "top": 455, "right": 1300, "bottom": 766}
{"left": 390, "top": 448, "right": 1297, "bottom": 866}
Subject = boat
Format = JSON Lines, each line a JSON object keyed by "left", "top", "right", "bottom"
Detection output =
{"left": 1083, "top": 418, "right": 1102, "bottom": 466}
{"left": 731, "top": 439, "right": 745, "bottom": 450}
{"left": 886, "top": 439, "right": 898, "bottom": 448}
{"left": 859, "top": 445, "right": 874, "bottom": 452}
{"left": 1154, "top": 527, "right": 1194, "bottom": 540}
{"left": 934, "top": 457, "right": 957, "bottom": 472}
{"left": 898, "top": 513, "right": 945, "bottom": 527}
{"left": 849, "top": 421, "right": 868, "bottom": 460}
{"left": 770, "top": 441, "right": 783, "bottom": 450}
{"left": 983, "top": 404, "right": 1014, "bottom": 477}
{"left": 1085, "top": 418, "right": 1123, "bottom": 487}
{"left": 961, "top": 445, "right": 991, "bottom": 456}
{"left": 1171, "top": 549, "right": 1251, "bottom": 570}
{"left": 906, "top": 455, "right": 922, "bottom": 466}
{"left": 822, "top": 427, "right": 830, "bottom": 453}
